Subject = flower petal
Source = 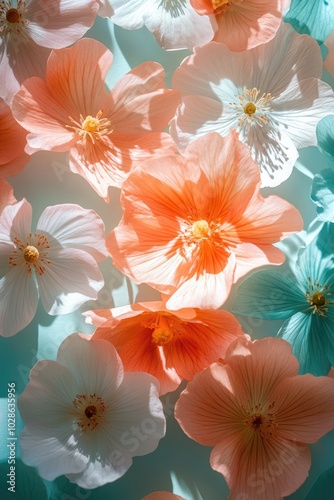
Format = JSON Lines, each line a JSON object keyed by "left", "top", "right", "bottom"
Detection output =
{"left": 36, "top": 204, "right": 107, "bottom": 261}
{"left": 277, "top": 312, "right": 332, "bottom": 376}
{"left": 38, "top": 248, "right": 104, "bottom": 315}
{"left": 316, "top": 115, "right": 334, "bottom": 169}
{"left": 311, "top": 169, "right": 334, "bottom": 222}
{"left": 0, "top": 266, "right": 39, "bottom": 337}
{"left": 0, "top": 177, "right": 17, "bottom": 214}
{"left": 27, "top": 0, "right": 98, "bottom": 48}
{"left": 233, "top": 270, "right": 306, "bottom": 320}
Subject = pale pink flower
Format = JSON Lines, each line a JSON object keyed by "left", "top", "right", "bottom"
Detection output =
{"left": 175, "top": 337, "right": 334, "bottom": 499}
{"left": 108, "top": 131, "right": 303, "bottom": 309}
{"left": 85, "top": 299, "right": 246, "bottom": 395}
{"left": 191, "top": 0, "right": 283, "bottom": 51}
{"left": 324, "top": 31, "right": 334, "bottom": 76}
{"left": 0, "top": 0, "right": 99, "bottom": 104}
{"left": 0, "top": 97, "right": 29, "bottom": 176}
{"left": 0, "top": 200, "right": 107, "bottom": 336}
{"left": 18, "top": 333, "right": 165, "bottom": 488}
{"left": 12, "top": 38, "right": 180, "bottom": 201}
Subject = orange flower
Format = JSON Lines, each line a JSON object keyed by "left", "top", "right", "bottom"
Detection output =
{"left": 0, "top": 98, "right": 29, "bottom": 177}
{"left": 175, "top": 337, "right": 334, "bottom": 499}
{"left": 86, "top": 299, "right": 246, "bottom": 395}
{"left": 12, "top": 38, "right": 180, "bottom": 201}
{"left": 108, "top": 132, "right": 303, "bottom": 309}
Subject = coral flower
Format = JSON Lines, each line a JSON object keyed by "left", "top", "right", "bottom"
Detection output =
{"left": 18, "top": 333, "right": 165, "bottom": 489}
{"left": 191, "top": 0, "right": 283, "bottom": 51}
{"left": 0, "top": 0, "right": 99, "bottom": 104}
{"left": 85, "top": 299, "right": 246, "bottom": 395}
{"left": 0, "top": 97, "right": 29, "bottom": 176}
{"left": 170, "top": 23, "right": 334, "bottom": 187}
{"left": 108, "top": 132, "right": 303, "bottom": 310}
{"left": 106, "top": 0, "right": 217, "bottom": 50}
{"left": 0, "top": 177, "right": 17, "bottom": 213}
{"left": 12, "top": 38, "right": 179, "bottom": 201}
{"left": 175, "top": 337, "right": 334, "bottom": 499}
{"left": 325, "top": 31, "right": 334, "bottom": 77}
{"left": 0, "top": 199, "right": 107, "bottom": 337}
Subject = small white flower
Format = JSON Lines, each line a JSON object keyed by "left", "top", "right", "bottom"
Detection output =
{"left": 18, "top": 333, "right": 166, "bottom": 489}
{"left": 0, "top": 199, "right": 107, "bottom": 336}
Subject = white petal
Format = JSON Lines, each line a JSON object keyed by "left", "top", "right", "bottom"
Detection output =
{"left": 107, "top": 0, "right": 146, "bottom": 29}
{"left": 110, "top": 372, "right": 166, "bottom": 457}
{"left": 0, "top": 37, "right": 50, "bottom": 105}
{"left": 36, "top": 204, "right": 107, "bottom": 262}
{"left": 0, "top": 266, "right": 38, "bottom": 337}
{"left": 38, "top": 248, "right": 104, "bottom": 315}
{"left": 56, "top": 333, "right": 124, "bottom": 397}
{"left": 241, "top": 123, "right": 299, "bottom": 188}
{"left": 272, "top": 78, "right": 334, "bottom": 148}
{"left": 0, "top": 199, "right": 32, "bottom": 245}
{"left": 20, "top": 429, "right": 88, "bottom": 481}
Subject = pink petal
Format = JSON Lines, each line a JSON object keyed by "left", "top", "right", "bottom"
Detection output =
{"left": 0, "top": 177, "right": 17, "bottom": 214}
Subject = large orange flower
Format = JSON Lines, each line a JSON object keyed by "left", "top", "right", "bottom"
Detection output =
{"left": 108, "top": 132, "right": 303, "bottom": 309}
{"left": 86, "top": 299, "right": 246, "bottom": 395}
{"left": 12, "top": 38, "right": 180, "bottom": 201}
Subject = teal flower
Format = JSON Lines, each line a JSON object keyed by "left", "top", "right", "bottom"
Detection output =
{"left": 311, "top": 116, "right": 334, "bottom": 221}
{"left": 233, "top": 223, "right": 334, "bottom": 376}
{"left": 285, "top": 0, "right": 334, "bottom": 43}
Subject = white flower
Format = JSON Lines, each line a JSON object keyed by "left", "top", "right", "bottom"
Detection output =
{"left": 107, "top": 0, "right": 217, "bottom": 50}
{"left": 18, "top": 333, "right": 166, "bottom": 489}
{"left": 0, "top": 199, "right": 107, "bottom": 336}
{"left": 0, "top": 0, "right": 99, "bottom": 103}
{"left": 170, "top": 23, "right": 334, "bottom": 187}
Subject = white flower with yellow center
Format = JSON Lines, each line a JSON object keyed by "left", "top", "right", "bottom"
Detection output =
{"left": 18, "top": 333, "right": 166, "bottom": 489}
{"left": 0, "top": 197, "right": 107, "bottom": 337}
{"left": 170, "top": 23, "right": 334, "bottom": 187}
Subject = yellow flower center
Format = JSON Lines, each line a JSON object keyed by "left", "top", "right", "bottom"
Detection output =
{"left": 67, "top": 110, "right": 113, "bottom": 144}
{"left": 244, "top": 102, "right": 257, "bottom": 116}
{"left": 151, "top": 326, "right": 174, "bottom": 346}
{"left": 73, "top": 393, "right": 108, "bottom": 433}
{"left": 23, "top": 245, "right": 39, "bottom": 263}
{"left": 231, "top": 87, "right": 273, "bottom": 128}
{"left": 191, "top": 219, "right": 211, "bottom": 239}
{"left": 6, "top": 8, "right": 19, "bottom": 23}
{"left": 305, "top": 277, "right": 332, "bottom": 316}
{"left": 140, "top": 311, "right": 185, "bottom": 346}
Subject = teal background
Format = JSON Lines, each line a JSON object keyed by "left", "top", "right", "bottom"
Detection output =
{"left": 1, "top": 14, "right": 334, "bottom": 500}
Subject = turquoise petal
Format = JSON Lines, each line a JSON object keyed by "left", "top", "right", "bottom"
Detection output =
{"left": 316, "top": 115, "right": 334, "bottom": 169}
{"left": 278, "top": 312, "right": 332, "bottom": 375}
{"left": 296, "top": 222, "right": 334, "bottom": 286}
{"left": 232, "top": 270, "right": 306, "bottom": 320}
{"left": 285, "top": 0, "right": 334, "bottom": 42}
{"left": 311, "top": 169, "right": 334, "bottom": 221}
{"left": 320, "top": 307, "right": 334, "bottom": 365}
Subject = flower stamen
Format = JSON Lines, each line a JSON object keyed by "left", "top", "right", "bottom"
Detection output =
{"left": 230, "top": 87, "right": 273, "bottom": 128}
{"left": 305, "top": 277, "right": 332, "bottom": 316}
{"left": 0, "top": 1, "right": 29, "bottom": 36}
{"left": 73, "top": 393, "right": 108, "bottom": 432}
{"left": 66, "top": 110, "right": 113, "bottom": 145}
{"left": 23, "top": 245, "right": 39, "bottom": 263}
{"left": 8, "top": 233, "right": 52, "bottom": 276}
{"left": 243, "top": 401, "right": 277, "bottom": 440}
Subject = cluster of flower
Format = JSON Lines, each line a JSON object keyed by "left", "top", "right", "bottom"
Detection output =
{"left": 1, "top": 0, "right": 334, "bottom": 498}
